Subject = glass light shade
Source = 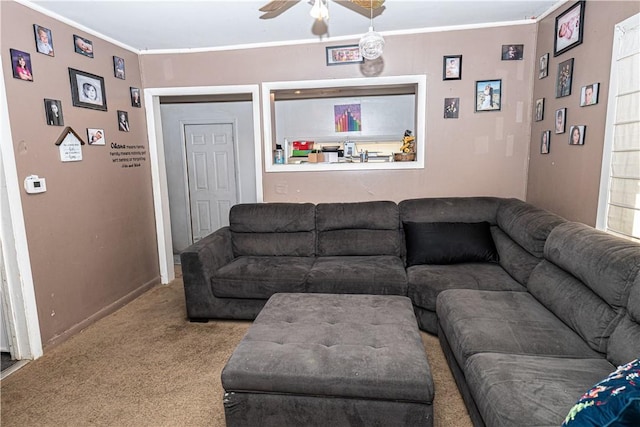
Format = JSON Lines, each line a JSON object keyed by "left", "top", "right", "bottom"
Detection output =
{"left": 359, "top": 26, "right": 384, "bottom": 60}
{"left": 309, "top": 0, "right": 329, "bottom": 20}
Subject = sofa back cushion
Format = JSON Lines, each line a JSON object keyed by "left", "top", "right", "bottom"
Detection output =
{"left": 316, "top": 201, "right": 401, "bottom": 256}
{"left": 495, "top": 199, "right": 566, "bottom": 285}
{"left": 528, "top": 222, "right": 640, "bottom": 354}
{"left": 607, "top": 274, "right": 640, "bottom": 366}
{"left": 230, "top": 203, "right": 316, "bottom": 257}
{"left": 399, "top": 197, "right": 501, "bottom": 224}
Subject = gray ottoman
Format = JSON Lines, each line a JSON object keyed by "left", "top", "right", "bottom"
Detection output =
{"left": 221, "top": 293, "right": 434, "bottom": 426}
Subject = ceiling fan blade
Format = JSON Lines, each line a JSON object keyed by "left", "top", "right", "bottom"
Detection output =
{"left": 259, "top": 0, "right": 300, "bottom": 13}
{"left": 348, "top": 0, "right": 385, "bottom": 10}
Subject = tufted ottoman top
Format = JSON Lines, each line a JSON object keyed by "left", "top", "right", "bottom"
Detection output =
{"left": 222, "top": 293, "right": 434, "bottom": 404}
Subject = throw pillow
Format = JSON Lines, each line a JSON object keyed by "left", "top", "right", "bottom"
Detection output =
{"left": 562, "top": 359, "right": 640, "bottom": 426}
{"left": 403, "top": 221, "right": 499, "bottom": 266}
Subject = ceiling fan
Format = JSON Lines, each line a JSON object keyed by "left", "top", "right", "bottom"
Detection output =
{"left": 259, "top": 0, "right": 385, "bottom": 20}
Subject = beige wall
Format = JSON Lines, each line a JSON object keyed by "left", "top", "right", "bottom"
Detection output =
{"left": 141, "top": 24, "right": 538, "bottom": 203}
{"left": 528, "top": 1, "right": 639, "bottom": 225}
{"left": 2, "top": 2, "right": 159, "bottom": 347}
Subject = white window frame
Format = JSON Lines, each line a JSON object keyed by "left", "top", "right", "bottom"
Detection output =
{"left": 596, "top": 13, "right": 640, "bottom": 241}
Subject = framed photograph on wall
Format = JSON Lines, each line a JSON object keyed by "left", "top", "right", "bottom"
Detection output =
{"left": 556, "top": 58, "right": 574, "bottom": 98}
{"left": 580, "top": 83, "right": 599, "bottom": 106}
{"left": 443, "top": 55, "right": 462, "bottom": 80}
{"left": 535, "top": 98, "right": 545, "bottom": 122}
{"left": 569, "top": 125, "right": 586, "bottom": 145}
{"left": 118, "top": 110, "right": 130, "bottom": 132}
{"left": 326, "top": 45, "right": 363, "bottom": 65}
{"left": 554, "top": 1, "right": 585, "bottom": 56}
{"left": 541, "top": 130, "right": 550, "bottom": 154}
{"left": 475, "top": 79, "right": 501, "bottom": 112}
{"left": 34, "top": 24, "right": 54, "bottom": 56}
{"left": 539, "top": 53, "right": 549, "bottom": 79}
{"left": 10, "top": 48, "right": 33, "bottom": 81}
{"left": 501, "top": 44, "right": 523, "bottom": 60}
{"left": 555, "top": 108, "right": 567, "bottom": 134}
{"left": 73, "top": 35, "right": 94, "bottom": 57}
{"left": 130, "top": 87, "right": 141, "bottom": 107}
{"left": 113, "top": 56, "right": 125, "bottom": 79}
{"left": 44, "top": 99, "right": 63, "bottom": 126}
{"left": 87, "top": 128, "right": 105, "bottom": 145}
{"left": 69, "top": 68, "right": 107, "bottom": 111}
{"left": 444, "top": 97, "right": 459, "bottom": 118}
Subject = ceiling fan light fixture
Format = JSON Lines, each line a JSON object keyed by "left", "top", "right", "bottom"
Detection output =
{"left": 359, "top": 26, "right": 384, "bottom": 60}
{"left": 309, "top": 0, "right": 329, "bottom": 20}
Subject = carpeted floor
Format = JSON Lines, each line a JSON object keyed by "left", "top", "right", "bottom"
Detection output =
{"left": 0, "top": 272, "right": 472, "bottom": 426}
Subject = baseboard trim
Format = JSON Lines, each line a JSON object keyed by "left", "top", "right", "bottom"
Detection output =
{"left": 43, "top": 276, "right": 161, "bottom": 351}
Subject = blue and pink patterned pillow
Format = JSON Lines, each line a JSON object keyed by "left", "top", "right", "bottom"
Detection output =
{"left": 563, "top": 359, "right": 640, "bottom": 426}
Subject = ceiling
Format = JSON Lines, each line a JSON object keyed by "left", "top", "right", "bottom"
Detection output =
{"left": 28, "top": 0, "right": 561, "bottom": 52}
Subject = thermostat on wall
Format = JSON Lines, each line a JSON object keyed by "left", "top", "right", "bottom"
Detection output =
{"left": 24, "top": 175, "right": 47, "bottom": 194}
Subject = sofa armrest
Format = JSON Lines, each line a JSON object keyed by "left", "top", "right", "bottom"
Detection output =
{"left": 180, "top": 227, "right": 234, "bottom": 320}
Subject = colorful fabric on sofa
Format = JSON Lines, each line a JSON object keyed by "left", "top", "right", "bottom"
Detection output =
{"left": 563, "top": 358, "right": 640, "bottom": 427}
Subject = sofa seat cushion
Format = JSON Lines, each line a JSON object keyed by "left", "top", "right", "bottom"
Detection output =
{"left": 307, "top": 256, "right": 407, "bottom": 295}
{"left": 212, "top": 256, "right": 315, "bottom": 299}
{"left": 408, "top": 263, "right": 525, "bottom": 311}
{"left": 465, "top": 353, "right": 615, "bottom": 427}
{"left": 437, "top": 289, "right": 601, "bottom": 369}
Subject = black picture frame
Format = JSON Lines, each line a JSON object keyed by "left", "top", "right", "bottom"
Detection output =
{"left": 535, "top": 98, "right": 545, "bottom": 122}
{"left": 554, "top": 1, "right": 585, "bottom": 57}
{"left": 580, "top": 83, "right": 599, "bottom": 106}
{"left": 569, "top": 125, "right": 586, "bottom": 146}
{"left": 541, "top": 130, "right": 550, "bottom": 154}
{"left": 73, "top": 35, "right": 94, "bottom": 57}
{"left": 113, "top": 56, "right": 125, "bottom": 79}
{"left": 539, "top": 53, "right": 549, "bottom": 79}
{"left": 475, "top": 79, "right": 501, "bottom": 112}
{"left": 44, "top": 99, "right": 64, "bottom": 126}
{"left": 501, "top": 44, "right": 523, "bottom": 60}
{"left": 69, "top": 68, "right": 107, "bottom": 111}
{"left": 130, "top": 87, "right": 141, "bottom": 107}
{"left": 555, "top": 108, "right": 567, "bottom": 134}
{"left": 444, "top": 97, "right": 459, "bottom": 119}
{"left": 556, "top": 58, "right": 574, "bottom": 98}
{"left": 9, "top": 48, "right": 33, "bottom": 82}
{"left": 34, "top": 24, "right": 54, "bottom": 57}
{"left": 443, "top": 55, "right": 462, "bottom": 80}
{"left": 326, "top": 45, "right": 364, "bottom": 65}
{"left": 118, "top": 110, "right": 130, "bottom": 132}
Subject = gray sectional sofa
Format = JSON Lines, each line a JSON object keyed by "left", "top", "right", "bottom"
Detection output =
{"left": 181, "top": 197, "right": 640, "bottom": 426}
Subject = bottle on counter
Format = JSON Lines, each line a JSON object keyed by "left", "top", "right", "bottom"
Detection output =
{"left": 274, "top": 144, "right": 285, "bottom": 164}
{"left": 360, "top": 149, "right": 368, "bottom": 163}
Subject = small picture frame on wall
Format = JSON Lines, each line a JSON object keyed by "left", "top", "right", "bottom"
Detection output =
{"left": 444, "top": 97, "right": 459, "bottom": 118}
{"left": 87, "top": 128, "right": 105, "bottom": 145}
{"left": 443, "top": 55, "right": 462, "bottom": 80}
{"left": 44, "top": 99, "right": 63, "bottom": 126}
{"left": 118, "top": 110, "right": 130, "bottom": 132}
{"left": 130, "top": 87, "right": 141, "bottom": 107}
{"left": 501, "top": 44, "right": 523, "bottom": 60}
{"left": 326, "top": 45, "right": 363, "bottom": 65}
{"left": 34, "top": 24, "right": 54, "bottom": 56}
{"left": 539, "top": 53, "right": 549, "bottom": 79}
{"left": 555, "top": 108, "right": 567, "bottom": 134}
{"left": 535, "top": 98, "right": 545, "bottom": 122}
{"left": 569, "top": 125, "right": 586, "bottom": 145}
{"left": 69, "top": 68, "right": 107, "bottom": 111}
{"left": 113, "top": 56, "right": 125, "bottom": 79}
{"left": 541, "top": 130, "right": 550, "bottom": 154}
{"left": 73, "top": 35, "right": 94, "bottom": 57}
{"left": 580, "top": 83, "right": 599, "bottom": 106}
{"left": 556, "top": 58, "right": 574, "bottom": 98}
{"left": 10, "top": 49, "right": 33, "bottom": 81}
{"left": 475, "top": 79, "right": 501, "bottom": 112}
{"left": 554, "top": 0, "right": 585, "bottom": 57}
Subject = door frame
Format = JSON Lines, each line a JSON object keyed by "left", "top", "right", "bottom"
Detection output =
{"left": 181, "top": 119, "right": 240, "bottom": 246}
{"left": 143, "top": 85, "right": 263, "bottom": 284}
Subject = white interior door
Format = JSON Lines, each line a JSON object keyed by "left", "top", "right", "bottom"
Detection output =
{"left": 184, "top": 123, "right": 238, "bottom": 243}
